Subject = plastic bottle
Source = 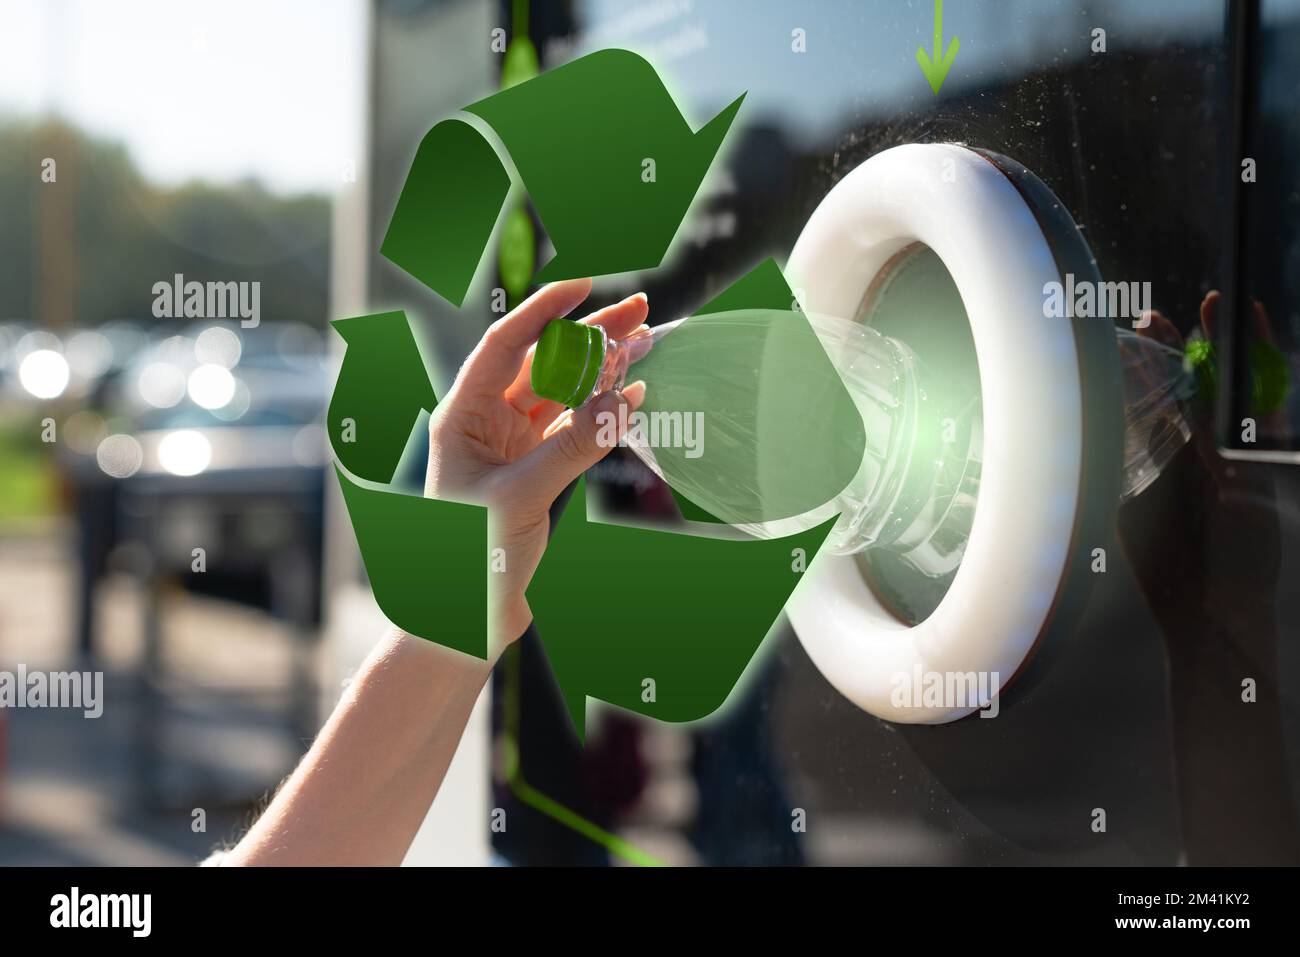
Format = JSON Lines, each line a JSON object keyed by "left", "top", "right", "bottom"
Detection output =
{"left": 531, "top": 313, "right": 1194, "bottom": 579}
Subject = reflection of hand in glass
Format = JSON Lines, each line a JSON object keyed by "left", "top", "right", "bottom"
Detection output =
{"left": 1120, "top": 291, "right": 1300, "bottom": 864}
{"left": 1188, "top": 291, "right": 1291, "bottom": 439}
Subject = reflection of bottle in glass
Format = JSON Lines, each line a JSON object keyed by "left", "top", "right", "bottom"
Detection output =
{"left": 531, "top": 318, "right": 659, "bottom": 406}
{"left": 1115, "top": 327, "right": 1194, "bottom": 500}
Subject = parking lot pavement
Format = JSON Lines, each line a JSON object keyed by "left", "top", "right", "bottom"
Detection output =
{"left": 0, "top": 531, "right": 308, "bottom": 865}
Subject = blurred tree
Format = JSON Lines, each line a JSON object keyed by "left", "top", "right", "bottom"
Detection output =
{"left": 0, "top": 117, "right": 331, "bottom": 328}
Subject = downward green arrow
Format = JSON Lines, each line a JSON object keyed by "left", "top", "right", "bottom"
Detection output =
{"left": 916, "top": 0, "right": 960, "bottom": 94}
{"left": 328, "top": 311, "right": 437, "bottom": 484}
{"left": 528, "top": 479, "right": 839, "bottom": 742}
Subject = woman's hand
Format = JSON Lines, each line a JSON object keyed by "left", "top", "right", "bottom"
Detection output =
{"left": 221, "top": 279, "right": 649, "bottom": 866}
{"left": 425, "top": 278, "right": 647, "bottom": 651}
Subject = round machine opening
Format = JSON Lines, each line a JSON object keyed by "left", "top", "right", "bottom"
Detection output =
{"left": 849, "top": 241, "right": 982, "bottom": 626}
{"left": 784, "top": 142, "right": 1099, "bottom": 724}
{"left": 786, "top": 143, "right": 1180, "bottom": 724}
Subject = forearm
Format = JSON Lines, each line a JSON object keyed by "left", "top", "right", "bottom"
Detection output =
{"left": 222, "top": 627, "right": 493, "bottom": 866}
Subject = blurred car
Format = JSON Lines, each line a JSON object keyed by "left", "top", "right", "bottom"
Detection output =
{"left": 57, "top": 321, "right": 331, "bottom": 655}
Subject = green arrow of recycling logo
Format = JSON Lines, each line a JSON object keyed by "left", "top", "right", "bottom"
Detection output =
{"left": 381, "top": 49, "right": 744, "bottom": 306}
{"left": 329, "top": 50, "right": 862, "bottom": 741}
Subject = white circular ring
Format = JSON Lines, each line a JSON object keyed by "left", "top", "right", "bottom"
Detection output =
{"left": 783, "top": 143, "right": 1082, "bottom": 724}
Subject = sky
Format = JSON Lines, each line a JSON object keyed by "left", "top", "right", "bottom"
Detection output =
{"left": 568, "top": 0, "right": 1232, "bottom": 150}
{"left": 2, "top": 0, "right": 1295, "bottom": 193}
{"left": 0, "top": 0, "right": 366, "bottom": 194}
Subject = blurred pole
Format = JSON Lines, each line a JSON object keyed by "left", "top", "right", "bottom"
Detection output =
{"left": 36, "top": 0, "right": 76, "bottom": 331}
{"left": 36, "top": 122, "right": 75, "bottom": 330}
{"left": 340, "top": 0, "right": 494, "bottom": 866}
{"left": 321, "top": 0, "right": 375, "bottom": 633}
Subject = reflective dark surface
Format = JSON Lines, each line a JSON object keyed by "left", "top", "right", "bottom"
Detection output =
{"left": 372, "top": 0, "right": 1300, "bottom": 864}
{"left": 1228, "top": 0, "right": 1300, "bottom": 451}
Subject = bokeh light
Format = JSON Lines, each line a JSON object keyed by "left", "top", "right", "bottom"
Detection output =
{"left": 138, "top": 361, "right": 187, "bottom": 408}
{"left": 96, "top": 433, "right": 145, "bottom": 479}
{"left": 158, "top": 430, "right": 212, "bottom": 477}
{"left": 187, "top": 363, "right": 237, "bottom": 410}
{"left": 66, "top": 331, "right": 115, "bottom": 380}
{"left": 19, "top": 349, "right": 71, "bottom": 399}
{"left": 194, "top": 326, "right": 243, "bottom": 369}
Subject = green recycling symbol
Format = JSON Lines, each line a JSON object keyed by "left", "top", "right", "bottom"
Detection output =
{"left": 327, "top": 49, "right": 863, "bottom": 742}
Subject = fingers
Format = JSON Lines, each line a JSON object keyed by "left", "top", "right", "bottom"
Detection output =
{"left": 621, "top": 379, "right": 647, "bottom": 409}
{"left": 1138, "top": 309, "right": 1183, "bottom": 350}
{"left": 457, "top": 278, "right": 593, "bottom": 396}
{"left": 505, "top": 292, "right": 650, "bottom": 413}
{"left": 1252, "top": 298, "right": 1279, "bottom": 347}
{"left": 496, "top": 386, "right": 644, "bottom": 511}
{"left": 540, "top": 407, "right": 574, "bottom": 441}
{"left": 538, "top": 379, "right": 647, "bottom": 442}
{"left": 584, "top": 292, "right": 650, "bottom": 340}
{"left": 1200, "top": 290, "right": 1220, "bottom": 341}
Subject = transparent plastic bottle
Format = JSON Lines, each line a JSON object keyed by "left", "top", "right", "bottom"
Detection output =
{"left": 532, "top": 314, "right": 1194, "bottom": 579}
{"left": 774, "top": 318, "right": 1194, "bottom": 579}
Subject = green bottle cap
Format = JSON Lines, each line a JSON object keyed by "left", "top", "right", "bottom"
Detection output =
{"left": 531, "top": 319, "right": 606, "bottom": 407}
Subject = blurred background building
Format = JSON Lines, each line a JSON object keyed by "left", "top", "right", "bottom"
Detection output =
{"left": 1, "top": 0, "right": 1299, "bottom": 866}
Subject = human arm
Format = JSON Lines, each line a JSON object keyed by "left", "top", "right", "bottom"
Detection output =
{"left": 219, "top": 279, "right": 647, "bottom": 865}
